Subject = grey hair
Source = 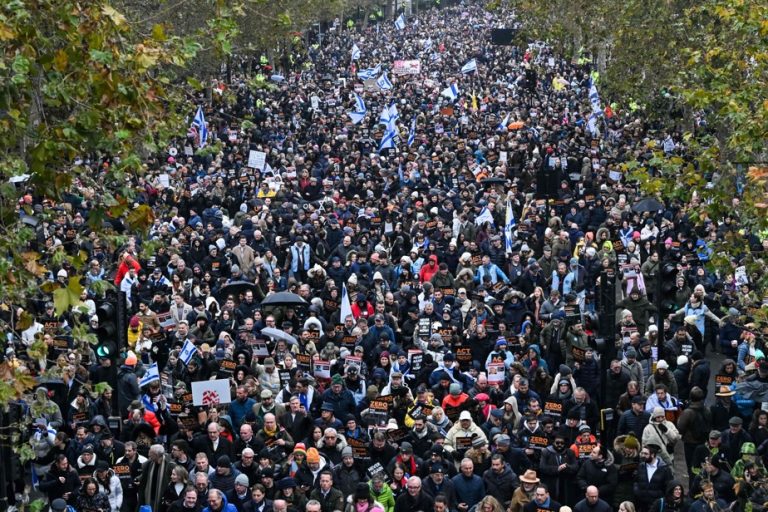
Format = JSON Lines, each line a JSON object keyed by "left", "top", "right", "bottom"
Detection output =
{"left": 149, "top": 444, "right": 165, "bottom": 457}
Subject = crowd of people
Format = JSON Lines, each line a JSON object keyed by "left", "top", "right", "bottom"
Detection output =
{"left": 10, "top": 2, "right": 768, "bottom": 512}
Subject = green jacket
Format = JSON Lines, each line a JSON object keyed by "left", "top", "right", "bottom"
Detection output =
{"left": 369, "top": 481, "right": 396, "bottom": 512}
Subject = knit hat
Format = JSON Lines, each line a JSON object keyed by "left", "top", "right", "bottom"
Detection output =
{"left": 277, "top": 477, "right": 297, "bottom": 490}
{"left": 651, "top": 406, "right": 665, "bottom": 419}
{"left": 235, "top": 474, "right": 249, "bottom": 487}
{"left": 306, "top": 447, "right": 320, "bottom": 464}
{"left": 342, "top": 446, "right": 353, "bottom": 458}
{"left": 331, "top": 374, "right": 344, "bottom": 385}
{"left": 625, "top": 347, "right": 637, "bottom": 359}
{"left": 293, "top": 443, "right": 307, "bottom": 457}
{"left": 471, "top": 437, "right": 487, "bottom": 448}
{"left": 124, "top": 351, "right": 138, "bottom": 366}
{"left": 623, "top": 434, "right": 640, "bottom": 450}
{"left": 656, "top": 360, "right": 669, "bottom": 370}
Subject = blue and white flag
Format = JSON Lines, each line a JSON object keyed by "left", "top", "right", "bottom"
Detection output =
{"left": 192, "top": 106, "right": 208, "bottom": 147}
{"left": 430, "top": 53, "right": 441, "bottom": 63}
{"left": 461, "top": 59, "right": 478, "bottom": 74}
{"left": 376, "top": 72, "right": 393, "bottom": 91}
{"left": 139, "top": 362, "right": 160, "bottom": 387}
{"left": 378, "top": 128, "right": 398, "bottom": 153}
{"left": 347, "top": 93, "right": 367, "bottom": 124}
{"left": 395, "top": 14, "right": 406, "bottom": 31}
{"left": 504, "top": 197, "right": 516, "bottom": 254}
{"left": 379, "top": 103, "right": 399, "bottom": 131}
{"left": 357, "top": 65, "right": 380, "bottom": 80}
{"left": 528, "top": 125, "right": 540, "bottom": 140}
{"left": 588, "top": 80, "right": 601, "bottom": 114}
{"left": 340, "top": 283, "right": 353, "bottom": 322}
{"left": 179, "top": 338, "right": 196, "bottom": 365}
{"left": 587, "top": 113, "right": 599, "bottom": 136}
{"left": 351, "top": 43, "right": 361, "bottom": 60}
{"left": 424, "top": 38, "right": 433, "bottom": 51}
{"left": 407, "top": 116, "right": 417, "bottom": 146}
{"left": 475, "top": 206, "right": 495, "bottom": 226}
{"left": 441, "top": 83, "right": 460, "bottom": 101}
{"left": 497, "top": 112, "right": 510, "bottom": 131}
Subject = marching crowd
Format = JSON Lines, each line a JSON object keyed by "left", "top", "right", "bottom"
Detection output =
{"left": 12, "top": 2, "right": 768, "bottom": 512}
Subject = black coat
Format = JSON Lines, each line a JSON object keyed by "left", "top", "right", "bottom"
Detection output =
{"left": 633, "top": 461, "right": 673, "bottom": 510}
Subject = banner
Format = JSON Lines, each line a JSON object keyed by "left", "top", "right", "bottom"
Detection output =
{"left": 191, "top": 379, "right": 232, "bottom": 406}
{"left": 393, "top": 60, "right": 422, "bottom": 76}
{"left": 313, "top": 359, "right": 331, "bottom": 380}
{"left": 248, "top": 150, "right": 266, "bottom": 170}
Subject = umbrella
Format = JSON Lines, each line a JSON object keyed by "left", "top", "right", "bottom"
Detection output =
{"left": 734, "top": 380, "right": 768, "bottom": 402}
{"left": 216, "top": 281, "right": 258, "bottom": 300}
{"left": 631, "top": 197, "right": 664, "bottom": 213}
{"left": 260, "top": 327, "right": 298, "bottom": 346}
{"left": 480, "top": 177, "right": 508, "bottom": 187}
{"left": 260, "top": 291, "right": 307, "bottom": 307}
{"left": 270, "top": 74, "right": 285, "bottom": 82}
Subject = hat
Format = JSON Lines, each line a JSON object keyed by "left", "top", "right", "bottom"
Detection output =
{"left": 656, "top": 360, "right": 669, "bottom": 370}
{"left": 261, "top": 389, "right": 273, "bottom": 399}
{"left": 651, "top": 407, "right": 665, "bottom": 419}
{"left": 631, "top": 395, "right": 645, "bottom": 404}
{"left": 95, "top": 460, "right": 109, "bottom": 472}
{"left": 217, "top": 455, "right": 231, "bottom": 467}
{"left": 321, "top": 402, "right": 335, "bottom": 412}
{"left": 578, "top": 424, "right": 592, "bottom": 433}
{"left": 443, "top": 352, "right": 455, "bottom": 362}
{"left": 625, "top": 347, "right": 637, "bottom": 359}
{"left": 276, "top": 477, "right": 297, "bottom": 490}
{"left": 709, "top": 430, "right": 722, "bottom": 439}
{"left": 124, "top": 351, "right": 138, "bottom": 366}
{"left": 306, "top": 447, "right": 320, "bottom": 464}
{"left": 82, "top": 444, "right": 95, "bottom": 454}
{"left": 430, "top": 463, "right": 446, "bottom": 474}
{"left": 728, "top": 307, "right": 740, "bottom": 316}
{"left": 729, "top": 416, "right": 743, "bottom": 425}
{"left": 475, "top": 393, "right": 490, "bottom": 402}
{"left": 51, "top": 499, "right": 68, "bottom": 512}
{"left": 715, "top": 386, "right": 735, "bottom": 397}
{"left": 677, "top": 355, "right": 688, "bottom": 366}
{"left": 263, "top": 357, "right": 275, "bottom": 366}
{"left": 400, "top": 442, "right": 414, "bottom": 454}
{"left": 260, "top": 467, "right": 274, "bottom": 478}
{"left": 496, "top": 434, "right": 511, "bottom": 447}
{"left": 519, "top": 470, "right": 540, "bottom": 484}
{"left": 471, "top": 437, "right": 487, "bottom": 448}
{"left": 129, "top": 316, "right": 140, "bottom": 328}
{"left": 235, "top": 474, "right": 249, "bottom": 487}
{"left": 331, "top": 374, "right": 344, "bottom": 385}
{"left": 342, "top": 446, "right": 353, "bottom": 458}
{"left": 449, "top": 383, "right": 462, "bottom": 396}
{"left": 490, "top": 408, "right": 505, "bottom": 418}
{"left": 495, "top": 338, "right": 508, "bottom": 348}
{"left": 293, "top": 443, "right": 307, "bottom": 456}
{"left": 459, "top": 410, "right": 472, "bottom": 421}
{"left": 623, "top": 434, "right": 640, "bottom": 450}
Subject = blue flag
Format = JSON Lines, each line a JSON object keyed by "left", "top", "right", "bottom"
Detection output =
{"left": 351, "top": 43, "right": 361, "bottom": 60}
{"left": 179, "top": 338, "right": 196, "bottom": 365}
{"left": 461, "top": 59, "right": 477, "bottom": 74}
{"left": 376, "top": 72, "right": 393, "bottom": 91}
{"left": 139, "top": 362, "right": 160, "bottom": 387}
{"left": 408, "top": 116, "right": 417, "bottom": 146}
{"left": 192, "top": 106, "right": 208, "bottom": 147}
{"left": 441, "top": 83, "right": 459, "bottom": 101}
{"left": 395, "top": 14, "right": 405, "bottom": 31}
{"left": 378, "top": 128, "right": 397, "bottom": 153}
{"left": 505, "top": 197, "right": 516, "bottom": 254}
{"left": 497, "top": 112, "right": 510, "bottom": 131}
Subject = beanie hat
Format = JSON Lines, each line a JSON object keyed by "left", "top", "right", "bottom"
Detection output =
{"left": 293, "top": 443, "right": 307, "bottom": 457}
{"left": 342, "top": 446, "right": 353, "bottom": 458}
{"left": 125, "top": 351, "right": 138, "bottom": 366}
{"left": 652, "top": 406, "right": 665, "bottom": 419}
{"left": 656, "top": 360, "right": 669, "bottom": 370}
{"left": 235, "top": 474, "right": 249, "bottom": 487}
{"left": 306, "top": 447, "right": 320, "bottom": 464}
{"left": 624, "top": 434, "right": 640, "bottom": 450}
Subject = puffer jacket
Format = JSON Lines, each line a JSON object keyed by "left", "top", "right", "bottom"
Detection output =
{"left": 94, "top": 469, "right": 123, "bottom": 512}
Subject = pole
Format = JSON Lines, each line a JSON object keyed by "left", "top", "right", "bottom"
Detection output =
{"left": 0, "top": 407, "right": 8, "bottom": 510}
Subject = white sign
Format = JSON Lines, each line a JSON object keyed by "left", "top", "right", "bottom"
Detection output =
{"left": 313, "top": 360, "right": 331, "bottom": 380}
{"left": 499, "top": 151, "right": 508, "bottom": 163}
{"left": 248, "top": 150, "right": 266, "bottom": 170}
{"left": 393, "top": 60, "right": 422, "bottom": 76}
{"left": 191, "top": 379, "right": 232, "bottom": 406}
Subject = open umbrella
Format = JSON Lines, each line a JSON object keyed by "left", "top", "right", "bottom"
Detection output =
{"left": 216, "top": 281, "right": 258, "bottom": 300}
{"left": 260, "top": 291, "right": 307, "bottom": 307}
{"left": 480, "top": 177, "right": 508, "bottom": 187}
{"left": 631, "top": 197, "right": 664, "bottom": 213}
{"left": 734, "top": 380, "right": 768, "bottom": 402}
{"left": 260, "top": 327, "right": 298, "bottom": 345}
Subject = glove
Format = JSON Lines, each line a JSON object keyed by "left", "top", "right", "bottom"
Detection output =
{"left": 658, "top": 424, "right": 668, "bottom": 433}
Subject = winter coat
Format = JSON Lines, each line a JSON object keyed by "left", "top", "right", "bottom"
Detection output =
{"left": 643, "top": 420, "right": 681, "bottom": 465}
{"left": 633, "top": 460, "right": 674, "bottom": 510}
{"left": 451, "top": 473, "right": 485, "bottom": 509}
{"left": 576, "top": 451, "right": 617, "bottom": 500}
{"left": 677, "top": 401, "right": 712, "bottom": 445}
{"left": 369, "top": 480, "right": 396, "bottom": 512}
{"left": 539, "top": 446, "right": 579, "bottom": 505}
{"left": 482, "top": 464, "right": 518, "bottom": 505}
{"left": 95, "top": 469, "right": 124, "bottom": 512}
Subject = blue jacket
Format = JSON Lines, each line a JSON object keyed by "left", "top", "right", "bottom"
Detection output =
{"left": 451, "top": 473, "right": 485, "bottom": 509}
{"left": 203, "top": 491, "right": 238, "bottom": 512}
{"left": 228, "top": 397, "right": 256, "bottom": 429}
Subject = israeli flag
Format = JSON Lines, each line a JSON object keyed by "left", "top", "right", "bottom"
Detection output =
{"left": 340, "top": 284, "right": 353, "bottom": 322}
{"left": 587, "top": 113, "right": 599, "bottom": 136}
{"left": 430, "top": 53, "right": 441, "bottom": 63}
{"left": 395, "top": 14, "right": 406, "bottom": 31}
{"left": 139, "top": 362, "right": 160, "bottom": 387}
{"left": 441, "top": 83, "right": 460, "bottom": 101}
{"left": 376, "top": 72, "right": 393, "bottom": 91}
{"left": 347, "top": 93, "right": 367, "bottom": 124}
{"left": 424, "top": 38, "right": 433, "bottom": 51}
{"left": 351, "top": 43, "right": 361, "bottom": 60}
{"left": 407, "top": 116, "right": 417, "bottom": 146}
{"left": 588, "top": 80, "right": 601, "bottom": 114}
{"left": 497, "top": 112, "right": 510, "bottom": 131}
{"left": 380, "top": 103, "right": 399, "bottom": 131}
{"left": 179, "top": 338, "right": 196, "bottom": 365}
{"left": 461, "top": 59, "right": 478, "bottom": 74}
{"left": 388, "top": 103, "right": 399, "bottom": 124}
{"left": 475, "top": 206, "right": 495, "bottom": 226}
{"left": 378, "top": 128, "right": 397, "bottom": 153}
{"left": 192, "top": 106, "right": 208, "bottom": 147}
{"left": 505, "top": 198, "right": 516, "bottom": 254}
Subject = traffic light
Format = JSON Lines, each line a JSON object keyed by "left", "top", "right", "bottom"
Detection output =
{"left": 95, "top": 301, "right": 117, "bottom": 360}
{"left": 659, "top": 262, "right": 679, "bottom": 316}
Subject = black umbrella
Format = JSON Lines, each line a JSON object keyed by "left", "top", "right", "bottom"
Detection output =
{"left": 480, "top": 177, "right": 508, "bottom": 187}
{"left": 216, "top": 281, "right": 258, "bottom": 300}
{"left": 260, "top": 291, "right": 307, "bottom": 307}
{"left": 631, "top": 197, "right": 664, "bottom": 213}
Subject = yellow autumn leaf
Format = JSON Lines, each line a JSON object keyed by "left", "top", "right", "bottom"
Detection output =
{"left": 102, "top": 5, "right": 127, "bottom": 28}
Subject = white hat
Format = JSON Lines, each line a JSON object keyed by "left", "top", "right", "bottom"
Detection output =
{"left": 677, "top": 355, "right": 688, "bottom": 366}
{"left": 656, "top": 360, "right": 669, "bottom": 370}
{"left": 57, "top": 269, "right": 68, "bottom": 278}
{"left": 648, "top": 325, "right": 659, "bottom": 333}
{"left": 459, "top": 410, "right": 472, "bottom": 421}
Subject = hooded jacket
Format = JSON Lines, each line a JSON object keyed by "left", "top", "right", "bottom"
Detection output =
{"left": 94, "top": 468, "right": 123, "bottom": 512}
{"left": 202, "top": 490, "right": 239, "bottom": 512}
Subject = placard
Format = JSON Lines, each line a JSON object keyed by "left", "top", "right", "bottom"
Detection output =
{"left": 408, "top": 349, "right": 423, "bottom": 372}
{"left": 296, "top": 353, "right": 312, "bottom": 372}
{"left": 191, "top": 379, "right": 232, "bottom": 406}
{"left": 418, "top": 318, "right": 432, "bottom": 338}
{"left": 455, "top": 436, "right": 473, "bottom": 451}
{"left": 347, "top": 437, "right": 370, "bottom": 459}
{"left": 313, "top": 360, "right": 331, "bottom": 380}
{"left": 529, "top": 435, "right": 550, "bottom": 448}
{"left": 392, "top": 59, "right": 422, "bottom": 75}
{"left": 248, "top": 150, "right": 267, "bottom": 170}
{"left": 487, "top": 363, "right": 505, "bottom": 386}
{"left": 543, "top": 399, "right": 563, "bottom": 420}
{"left": 715, "top": 374, "right": 734, "bottom": 385}
{"left": 571, "top": 345, "right": 586, "bottom": 362}
{"left": 251, "top": 340, "right": 270, "bottom": 357}
{"left": 218, "top": 359, "right": 236, "bottom": 374}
